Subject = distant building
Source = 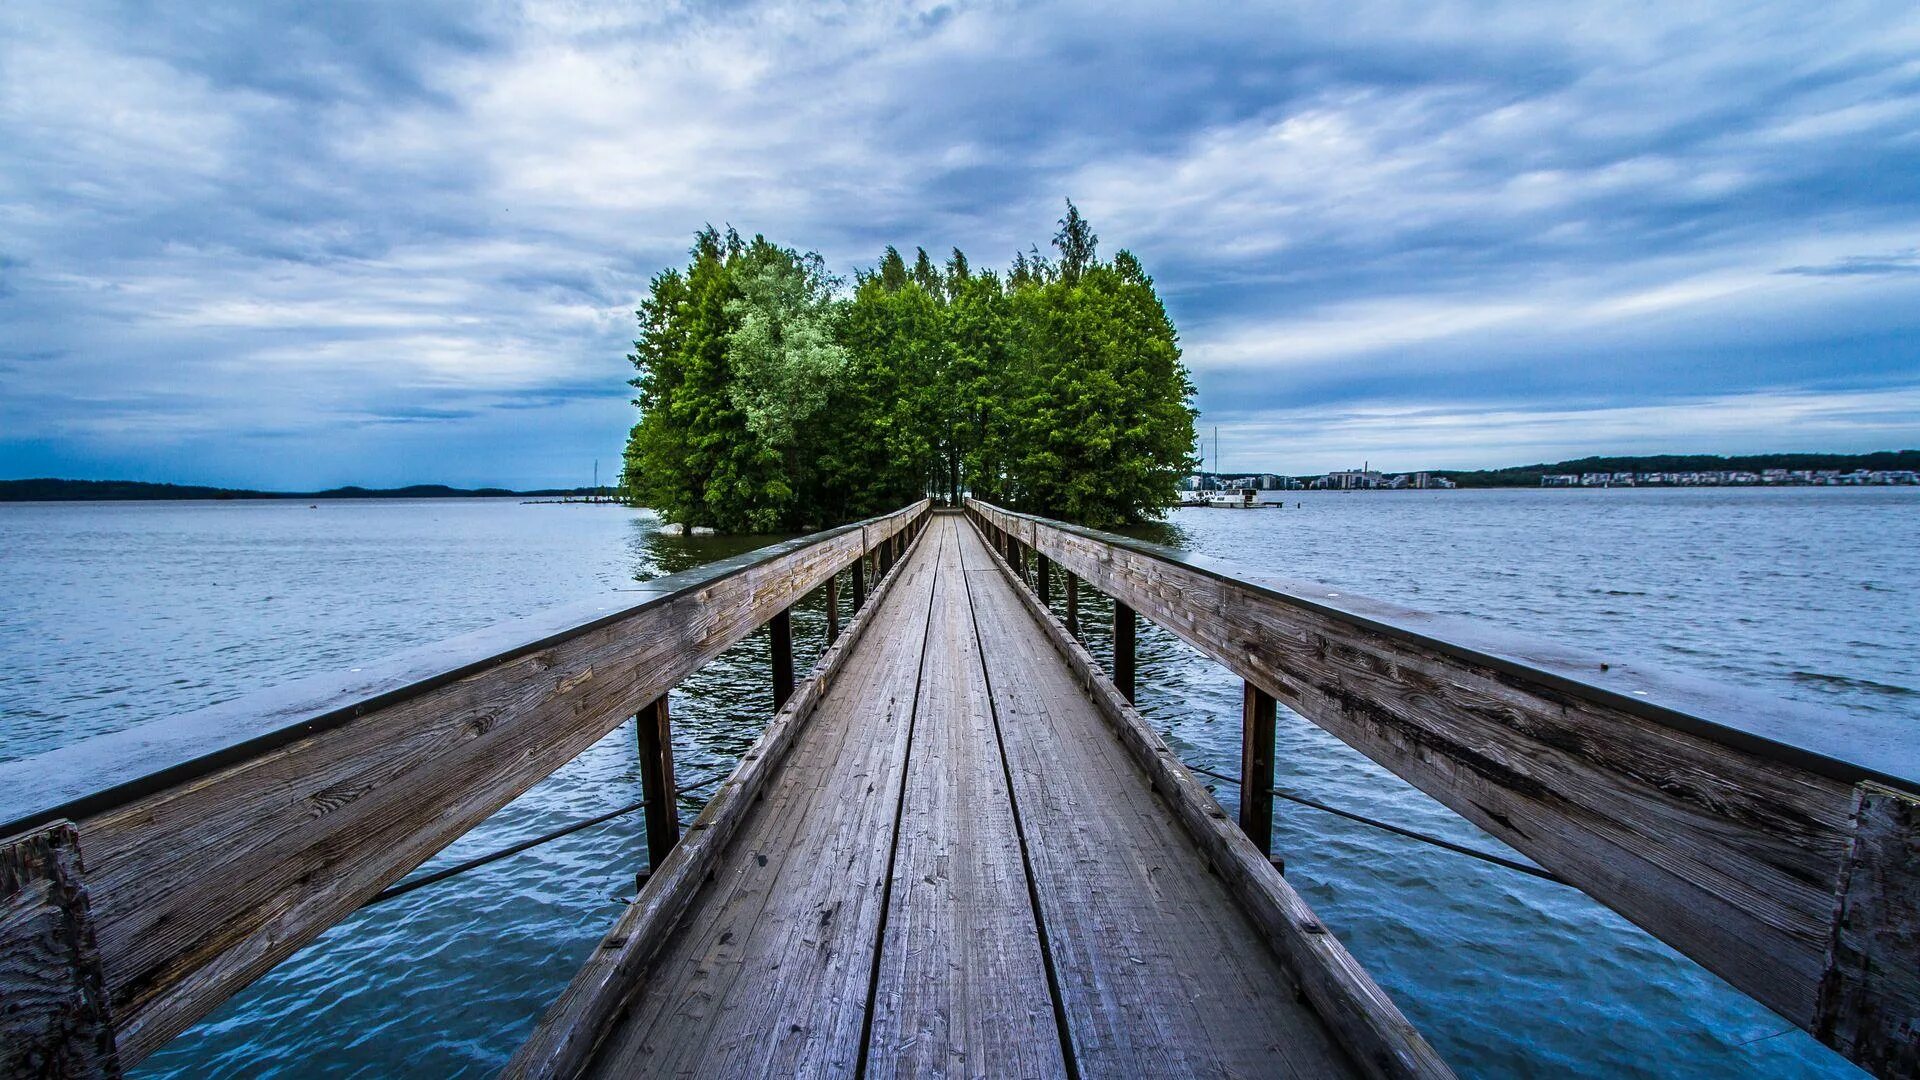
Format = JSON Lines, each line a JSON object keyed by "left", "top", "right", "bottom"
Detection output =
{"left": 1320, "top": 468, "right": 1384, "bottom": 490}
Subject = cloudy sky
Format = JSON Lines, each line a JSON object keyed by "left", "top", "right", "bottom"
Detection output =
{"left": 3, "top": 1, "right": 1917, "bottom": 487}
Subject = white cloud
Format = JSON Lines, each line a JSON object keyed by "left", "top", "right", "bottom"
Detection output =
{"left": 1212, "top": 386, "right": 1920, "bottom": 475}
{"left": 3, "top": 0, "right": 1919, "bottom": 486}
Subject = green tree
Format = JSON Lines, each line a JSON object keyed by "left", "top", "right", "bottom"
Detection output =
{"left": 877, "top": 245, "right": 909, "bottom": 292}
{"left": 621, "top": 206, "right": 1194, "bottom": 532}
{"left": 1054, "top": 199, "right": 1097, "bottom": 284}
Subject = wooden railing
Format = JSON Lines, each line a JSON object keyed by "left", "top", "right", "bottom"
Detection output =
{"left": 0, "top": 500, "right": 932, "bottom": 1075}
{"left": 967, "top": 498, "right": 1920, "bottom": 1079}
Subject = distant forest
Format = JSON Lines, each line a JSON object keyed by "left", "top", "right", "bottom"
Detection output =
{"left": 621, "top": 202, "right": 1198, "bottom": 532}
{"left": 0, "top": 479, "right": 590, "bottom": 501}
{"left": 1432, "top": 450, "right": 1920, "bottom": 488}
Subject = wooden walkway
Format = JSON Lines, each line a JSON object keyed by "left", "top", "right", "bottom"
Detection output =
{"left": 10, "top": 496, "right": 1914, "bottom": 1077}
{"left": 579, "top": 514, "right": 1364, "bottom": 1077}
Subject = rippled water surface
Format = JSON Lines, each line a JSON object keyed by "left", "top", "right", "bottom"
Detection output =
{"left": 2, "top": 489, "right": 1913, "bottom": 1078}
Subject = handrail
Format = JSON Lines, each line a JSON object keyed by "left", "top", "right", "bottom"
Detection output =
{"left": 0, "top": 499, "right": 932, "bottom": 1072}
{"left": 506, "top": 506, "right": 940, "bottom": 1078}
{"left": 966, "top": 497, "right": 1920, "bottom": 1078}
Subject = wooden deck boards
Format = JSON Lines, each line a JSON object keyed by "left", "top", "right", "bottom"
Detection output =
{"left": 960, "top": 523, "right": 1356, "bottom": 1077}
{"left": 866, "top": 521, "right": 1066, "bottom": 1079}
{"left": 585, "top": 526, "right": 940, "bottom": 1077}
{"left": 583, "top": 515, "right": 1360, "bottom": 1078}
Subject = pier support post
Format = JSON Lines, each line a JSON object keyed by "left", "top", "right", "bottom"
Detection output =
{"left": 1114, "top": 601, "right": 1137, "bottom": 703}
{"left": 770, "top": 608, "right": 794, "bottom": 711}
{"left": 1240, "top": 683, "right": 1277, "bottom": 855}
{"left": 635, "top": 696, "right": 680, "bottom": 873}
{"left": 825, "top": 571, "right": 839, "bottom": 643}
{"left": 1065, "top": 575, "right": 1079, "bottom": 637}
{"left": 1036, "top": 553, "right": 1051, "bottom": 604}
{"left": 0, "top": 822, "right": 117, "bottom": 1078}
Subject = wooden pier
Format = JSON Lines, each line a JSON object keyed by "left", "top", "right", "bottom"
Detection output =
{"left": 3, "top": 502, "right": 1917, "bottom": 1078}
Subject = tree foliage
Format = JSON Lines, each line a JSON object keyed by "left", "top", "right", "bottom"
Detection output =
{"left": 622, "top": 203, "right": 1197, "bottom": 531}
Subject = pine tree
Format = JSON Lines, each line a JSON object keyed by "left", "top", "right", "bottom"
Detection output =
{"left": 1054, "top": 199, "right": 1097, "bottom": 284}
{"left": 911, "top": 246, "right": 941, "bottom": 298}
{"left": 878, "top": 246, "right": 909, "bottom": 292}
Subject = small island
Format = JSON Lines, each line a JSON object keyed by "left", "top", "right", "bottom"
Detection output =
{"left": 621, "top": 203, "right": 1197, "bottom": 532}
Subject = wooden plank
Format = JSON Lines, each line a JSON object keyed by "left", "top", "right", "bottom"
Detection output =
{"left": 771, "top": 607, "right": 795, "bottom": 710}
{"left": 556, "top": 517, "right": 946, "bottom": 1079}
{"left": 1817, "top": 783, "right": 1920, "bottom": 1075}
{"left": 826, "top": 570, "right": 840, "bottom": 643}
{"left": 1113, "top": 600, "right": 1136, "bottom": 703}
{"left": 0, "top": 502, "right": 925, "bottom": 1066}
{"left": 507, "top": 509, "right": 939, "bottom": 1078}
{"left": 1241, "top": 682, "right": 1277, "bottom": 853}
{"left": 965, "top": 515, "right": 1450, "bottom": 1079}
{"left": 967, "top": 499, "right": 1917, "bottom": 1075}
{"left": 634, "top": 697, "right": 679, "bottom": 872}
{"left": 866, "top": 518, "right": 1067, "bottom": 1079}
{"left": 957, "top": 520, "right": 1402, "bottom": 1078}
{"left": 1, "top": 822, "right": 119, "bottom": 1079}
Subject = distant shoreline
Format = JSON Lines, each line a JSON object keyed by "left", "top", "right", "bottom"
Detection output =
{"left": 1189, "top": 449, "right": 1920, "bottom": 491}
{"left": 0, "top": 478, "right": 605, "bottom": 502}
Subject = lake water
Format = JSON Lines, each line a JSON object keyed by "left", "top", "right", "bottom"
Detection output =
{"left": 2, "top": 489, "right": 1914, "bottom": 1078}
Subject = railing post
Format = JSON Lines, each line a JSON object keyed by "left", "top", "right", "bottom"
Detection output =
{"left": 771, "top": 608, "right": 794, "bottom": 710}
{"left": 851, "top": 553, "right": 866, "bottom": 610}
{"left": 1114, "top": 601, "right": 1137, "bottom": 703}
{"left": 1065, "top": 575, "right": 1079, "bottom": 637}
{"left": 825, "top": 570, "right": 840, "bottom": 643}
{"left": 1240, "top": 682, "right": 1277, "bottom": 854}
{"left": 635, "top": 695, "right": 679, "bottom": 874}
{"left": 0, "top": 823, "right": 115, "bottom": 1077}
{"left": 1036, "top": 551, "right": 1051, "bottom": 602}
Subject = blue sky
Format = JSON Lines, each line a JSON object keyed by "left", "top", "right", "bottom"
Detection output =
{"left": 2, "top": 1, "right": 1917, "bottom": 487}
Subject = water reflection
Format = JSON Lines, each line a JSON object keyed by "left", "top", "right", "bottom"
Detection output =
{"left": 625, "top": 523, "right": 790, "bottom": 581}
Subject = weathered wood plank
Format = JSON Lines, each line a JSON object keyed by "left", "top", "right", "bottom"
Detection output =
{"left": 968, "top": 498, "right": 1918, "bottom": 1075}
{"left": 959, "top": 519, "right": 1425, "bottom": 1078}
{"left": 1, "top": 822, "right": 119, "bottom": 1079}
{"left": 1817, "top": 783, "right": 1920, "bottom": 1075}
{"left": 866, "top": 518, "right": 1067, "bottom": 1079}
{"left": 1113, "top": 599, "right": 1136, "bottom": 703}
{"left": 967, "top": 514, "right": 1450, "bottom": 1079}
{"left": 1241, "top": 682, "right": 1278, "bottom": 854}
{"left": 634, "top": 697, "right": 679, "bottom": 872}
{"left": 559, "top": 514, "right": 944, "bottom": 1078}
{"left": 826, "top": 569, "right": 840, "bottom": 643}
{"left": 507, "top": 508, "right": 937, "bottom": 1078}
{"left": 0, "top": 502, "right": 925, "bottom": 1066}
{"left": 771, "top": 607, "right": 795, "bottom": 710}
